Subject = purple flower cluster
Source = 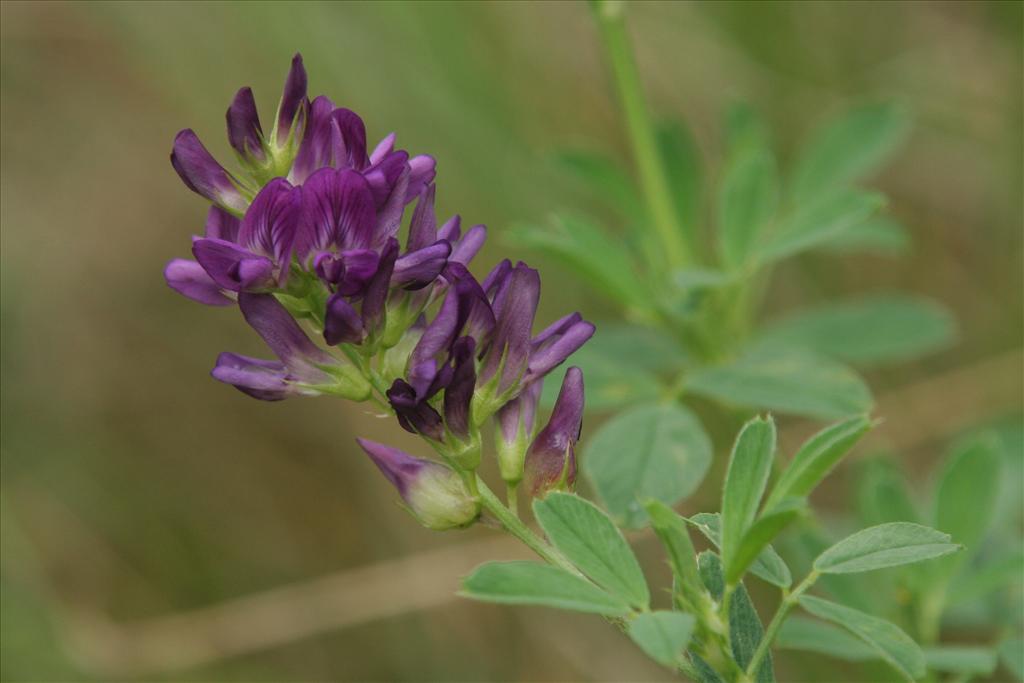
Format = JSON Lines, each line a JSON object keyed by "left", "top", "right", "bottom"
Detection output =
{"left": 164, "top": 54, "right": 593, "bottom": 528}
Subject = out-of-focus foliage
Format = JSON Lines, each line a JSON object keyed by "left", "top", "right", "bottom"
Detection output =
{"left": 1, "top": 1, "right": 1021, "bottom": 681}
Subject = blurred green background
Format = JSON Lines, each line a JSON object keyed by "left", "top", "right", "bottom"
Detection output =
{"left": 1, "top": 1, "right": 1021, "bottom": 681}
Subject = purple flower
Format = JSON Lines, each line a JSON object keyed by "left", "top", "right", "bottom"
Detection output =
{"left": 274, "top": 53, "right": 308, "bottom": 148}
{"left": 212, "top": 292, "right": 370, "bottom": 401}
{"left": 357, "top": 439, "right": 479, "bottom": 530}
{"left": 495, "top": 379, "right": 542, "bottom": 484}
{"left": 171, "top": 129, "right": 248, "bottom": 214}
{"left": 522, "top": 367, "right": 584, "bottom": 497}
{"left": 192, "top": 179, "right": 302, "bottom": 292}
{"left": 226, "top": 86, "right": 265, "bottom": 163}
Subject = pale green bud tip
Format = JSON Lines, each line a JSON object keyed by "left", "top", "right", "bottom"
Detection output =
{"left": 357, "top": 438, "right": 479, "bottom": 531}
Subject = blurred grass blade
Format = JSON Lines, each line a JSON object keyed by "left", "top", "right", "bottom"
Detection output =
{"left": 792, "top": 102, "right": 911, "bottom": 203}
{"left": 797, "top": 595, "right": 925, "bottom": 682}
{"left": 821, "top": 216, "right": 910, "bottom": 255}
{"left": 814, "top": 523, "right": 960, "bottom": 574}
{"left": 553, "top": 149, "right": 644, "bottom": 220}
{"left": 533, "top": 493, "right": 649, "bottom": 608}
{"left": 583, "top": 403, "right": 712, "bottom": 528}
{"left": 627, "top": 611, "right": 695, "bottom": 668}
{"left": 720, "top": 416, "right": 776, "bottom": 581}
{"left": 765, "top": 415, "right": 872, "bottom": 510}
{"left": 461, "top": 561, "right": 631, "bottom": 615}
{"left": 756, "top": 295, "right": 956, "bottom": 366}
{"left": 947, "top": 546, "right": 1024, "bottom": 605}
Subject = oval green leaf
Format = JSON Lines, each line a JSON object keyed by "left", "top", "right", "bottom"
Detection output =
{"left": 583, "top": 403, "right": 712, "bottom": 528}
{"left": 814, "top": 522, "right": 960, "bottom": 574}
{"left": 461, "top": 561, "right": 630, "bottom": 616}
{"left": 533, "top": 493, "right": 649, "bottom": 608}
{"left": 627, "top": 611, "right": 696, "bottom": 668}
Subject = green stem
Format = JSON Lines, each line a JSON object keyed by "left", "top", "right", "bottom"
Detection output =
{"left": 592, "top": 0, "right": 690, "bottom": 270}
{"left": 745, "top": 571, "right": 820, "bottom": 679}
{"left": 476, "top": 476, "right": 583, "bottom": 577}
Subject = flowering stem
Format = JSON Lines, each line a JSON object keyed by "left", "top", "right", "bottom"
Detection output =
{"left": 475, "top": 476, "right": 583, "bottom": 578}
{"left": 744, "top": 571, "right": 820, "bottom": 679}
{"left": 592, "top": 0, "right": 690, "bottom": 270}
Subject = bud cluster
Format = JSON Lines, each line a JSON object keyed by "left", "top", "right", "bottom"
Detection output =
{"left": 165, "top": 54, "right": 594, "bottom": 530}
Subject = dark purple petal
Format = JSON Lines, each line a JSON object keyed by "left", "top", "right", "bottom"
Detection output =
{"left": 237, "top": 292, "right": 336, "bottom": 378}
{"left": 450, "top": 224, "right": 487, "bottom": 266}
{"left": 364, "top": 150, "right": 409, "bottom": 208}
{"left": 299, "top": 168, "right": 375, "bottom": 259}
{"left": 313, "top": 248, "right": 379, "bottom": 295}
{"left": 369, "top": 133, "right": 396, "bottom": 165}
{"left": 387, "top": 379, "right": 444, "bottom": 440}
{"left": 410, "top": 286, "right": 460, "bottom": 370}
{"left": 444, "top": 337, "right": 477, "bottom": 438}
{"left": 524, "top": 320, "right": 595, "bottom": 385}
{"left": 448, "top": 263, "right": 496, "bottom": 345}
{"left": 405, "top": 154, "right": 437, "bottom": 203}
{"left": 330, "top": 108, "right": 369, "bottom": 171}
{"left": 291, "top": 95, "right": 336, "bottom": 183}
{"left": 480, "top": 263, "right": 540, "bottom": 391}
{"left": 361, "top": 238, "right": 399, "bottom": 336}
{"left": 392, "top": 240, "right": 451, "bottom": 290}
{"left": 373, "top": 165, "right": 410, "bottom": 248}
{"left": 531, "top": 312, "right": 583, "bottom": 350}
{"left": 481, "top": 259, "right": 513, "bottom": 303}
{"left": 323, "top": 292, "right": 365, "bottom": 345}
{"left": 523, "top": 367, "right": 584, "bottom": 496}
{"left": 211, "top": 352, "right": 290, "bottom": 401}
{"left": 226, "top": 87, "right": 264, "bottom": 161}
{"left": 276, "top": 53, "right": 308, "bottom": 146}
{"left": 170, "top": 129, "right": 247, "bottom": 213}
{"left": 238, "top": 178, "right": 302, "bottom": 267}
{"left": 406, "top": 185, "right": 437, "bottom": 252}
{"left": 204, "top": 206, "right": 241, "bottom": 242}
{"left": 192, "top": 238, "right": 275, "bottom": 292}
{"left": 164, "top": 258, "right": 233, "bottom": 306}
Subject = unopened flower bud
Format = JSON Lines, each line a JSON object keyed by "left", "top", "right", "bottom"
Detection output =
{"left": 357, "top": 439, "right": 479, "bottom": 530}
{"left": 522, "top": 367, "right": 584, "bottom": 498}
{"left": 496, "top": 380, "right": 542, "bottom": 485}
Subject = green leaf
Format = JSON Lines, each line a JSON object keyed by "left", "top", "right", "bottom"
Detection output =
{"left": 727, "top": 498, "right": 806, "bottom": 585}
{"left": 627, "top": 611, "right": 696, "bottom": 668}
{"left": 688, "top": 512, "right": 792, "bottom": 588}
{"left": 1000, "top": 635, "right": 1024, "bottom": 681}
{"left": 509, "top": 213, "right": 649, "bottom": 309}
{"left": 687, "top": 348, "right": 873, "bottom": 419}
{"left": 460, "top": 561, "right": 630, "bottom": 616}
{"left": 725, "top": 102, "right": 771, "bottom": 158}
{"left": 797, "top": 595, "right": 925, "bottom": 681}
{"left": 644, "top": 500, "right": 705, "bottom": 605}
{"left": 718, "top": 147, "right": 780, "bottom": 268}
{"left": 932, "top": 435, "right": 1003, "bottom": 578}
{"left": 947, "top": 546, "right": 1024, "bottom": 605}
{"left": 540, "top": 342, "right": 663, "bottom": 412}
{"left": 756, "top": 189, "right": 885, "bottom": 264}
{"left": 856, "top": 457, "right": 920, "bottom": 527}
{"left": 792, "top": 102, "right": 911, "bottom": 203}
{"left": 697, "top": 552, "right": 774, "bottom": 682}
{"left": 533, "top": 493, "right": 649, "bottom": 608}
{"left": 721, "top": 416, "right": 777, "bottom": 580}
{"left": 657, "top": 120, "right": 702, "bottom": 238}
{"left": 776, "top": 616, "right": 877, "bottom": 661}
{"left": 766, "top": 415, "right": 871, "bottom": 511}
{"left": 690, "top": 652, "right": 727, "bottom": 683}
{"left": 820, "top": 216, "right": 910, "bottom": 256}
{"left": 553, "top": 149, "right": 644, "bottom": 220}
{"left": 814, "top": 523, "right": 960, "bottom": 574}
{"left": 583, "top": 403, "right": 712, "bottom": 528}
{"left": 924, "top": 646, "right": 998, "bottom": 676}
{"left": 756, "top": 295, "right": 956, "bottom": 366}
